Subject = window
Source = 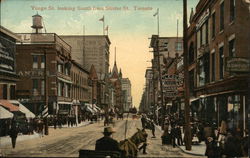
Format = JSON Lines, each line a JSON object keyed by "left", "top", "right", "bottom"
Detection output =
{"left": 220, "top": 1, "right": 224, "bottom": 31}
{"left": 57, "top": 63, "right": 62, "bottom": 73}
{"left": 229, "top": 39, "right": 235, "bottom": 57}
{"left": 33, "top": 79, "right": 38, "bottom": 90}
{"left": 212, "top": 12, "right": 216, "bottom": 38}
{"left": 219, "top": 46, "right": 224, "bottom": 79}
{"left": 175, "top": 42, "right": 182, "bottom": 51}
{"left": 58, "top": 82, "right": 62, "bottom": 96}
{"left": 198, "top": 53, "right": 210, "bottom": 86}
{"left": 41, "top": 56, "right": 45, "bottom": 69}
{"left": 65, "top": 84, "right": 68, "bottom": 97}
{"left": 230, "top": 0, "right": 236, "bottom": 22}
{"left": 211, "top": 53, "right": 215, "bottom": 82}
{"left": 41, "top": 80, "right": 45, "bottom": 95}
{"left": 205, "top": 21, "right": 208, "bottom": 44}
{"left": 65, "top": 67, "right": 69, "bottom": 75}
{"left": 200, "top": 28, "right": 203, "bottom": 46}
{"left": 227, "top": 95, "right": 240, "bottom": 130}
{"left": 32, "top": 56, "right": 38, "bottom": 68}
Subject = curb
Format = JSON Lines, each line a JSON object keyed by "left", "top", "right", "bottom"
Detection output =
{"left": 177, "top": 145, "right": 205, "bottom": 156}
{"left": 155, "top": 124, "right": 205, "bottom": 157}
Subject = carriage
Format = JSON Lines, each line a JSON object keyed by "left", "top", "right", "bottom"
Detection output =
{"left": 79, "top": 128, "right": 148, "bottom": 158}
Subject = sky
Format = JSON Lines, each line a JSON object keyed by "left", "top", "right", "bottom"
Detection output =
{"left": 0, "top": 0, "right": 199, "bottom": 108}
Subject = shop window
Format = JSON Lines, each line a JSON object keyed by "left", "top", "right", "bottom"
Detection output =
{"left": 220, "top": 1, "right": 224, "bottom": 31}
{"left": 227, "top": 95, "right": 240, "bottom": 130}
{"left": 219, "top": 46, "right": 224, "bottom": 79}
{"left": 230, "top": 0, "right": 236, "bottom": 22}
{"left": 32, "top": 56, "right": 38, "bottom": 69}
{"left": 229, "top": 38, "right": 235, "bottom": 57}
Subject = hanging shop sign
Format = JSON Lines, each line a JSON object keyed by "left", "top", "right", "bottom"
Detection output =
{"left": 225, "top": 57, "right": 250, "bottom": 72}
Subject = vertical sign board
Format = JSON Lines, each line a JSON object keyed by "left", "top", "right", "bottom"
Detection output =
{"left": 0, "top": 34, "right": 16, "bottom": 73}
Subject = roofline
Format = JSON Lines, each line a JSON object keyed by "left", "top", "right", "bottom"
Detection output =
{"left": 60, "top": 35, "right": 111, "bottom": 44}
{"left": 0, "top": 26, "right": 20, "bottom": 41}
{"left": 71, "top": 60, "right": 89, "bottom": 74}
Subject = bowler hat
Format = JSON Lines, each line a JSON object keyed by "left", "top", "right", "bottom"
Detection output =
{"left": 103, "top": 127, "right": 115, "bottom": 134}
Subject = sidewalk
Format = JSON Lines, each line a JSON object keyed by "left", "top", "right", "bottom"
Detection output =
{"left": 155, "top": 124, "right": 206, "bottom": 156}
{"left": 0, "top": 121, "right": 92, "bottom": 147}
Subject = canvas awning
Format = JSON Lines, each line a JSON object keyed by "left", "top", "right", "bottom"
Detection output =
{"left": 9, "top": 100, "right": 35, "bottom": 118}
{"left": 0, "top": 106, "right": 13, "bottom": 119}
{"left": 0, "top": 100, "right": 19, "bottom": 112}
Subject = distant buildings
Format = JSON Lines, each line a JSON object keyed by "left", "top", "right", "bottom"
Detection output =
{"left": 121, "top": 78, "right": 132, "bottom": 112}
{"left": 60, "top": 35, "right": 111, "bottom": 77}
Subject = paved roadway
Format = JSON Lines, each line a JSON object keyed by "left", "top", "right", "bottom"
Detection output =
{"left": 1, "top": 115, "right": 204, "bottom": 157}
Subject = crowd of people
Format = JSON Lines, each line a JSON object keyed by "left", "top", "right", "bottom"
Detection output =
{"left": 140, "top": 113, "right": 249, "bottom": 158}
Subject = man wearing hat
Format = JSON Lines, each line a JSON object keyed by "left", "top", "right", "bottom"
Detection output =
{"left": 95, "top": 127, "right": 121, "bottom": 152}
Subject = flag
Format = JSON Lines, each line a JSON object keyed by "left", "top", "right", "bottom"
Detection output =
{"left": 99, "top": 16, "right": 104, "bottom": 22}
{"left": 153, "top": 8, "right": 159, "bottom": 17}
{"left": 105, "top": 25, "right": 109, "bottom": 31}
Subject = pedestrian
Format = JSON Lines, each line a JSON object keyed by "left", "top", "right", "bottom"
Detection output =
{"left": 95, "top": 127, "right": 121, "bottom": 153}
{"left": 176, "top": 125, "right": 183, "bottom": 146}
{"left": 138, "top": 142, "right": 147, "bottom": 154}
{"left": 141, "top": 114, "right": 146, "bottom": 129}
{"left": 149, "top": 119, "right": 156, "bottom": 138}
{"left": 223, "top": 129, "right": 243, "bottom": 157}
{"left": 205, "top": 137, "right": 217, "bottom": 158}
{"left": 170, "top": 125, "right": 177, "bottom": 148}
{"left": 9, "top": 120, "right": 19, "bottom": 148}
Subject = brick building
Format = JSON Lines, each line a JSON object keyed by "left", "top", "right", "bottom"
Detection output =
{"left": 0, "top": 26, "right": 20, "bottom": 100}
{"left": 16, "top": 33, "right": 72, "bottom": 116}
{"left": 188, "top": 0, "right": 250, "bottom": 135}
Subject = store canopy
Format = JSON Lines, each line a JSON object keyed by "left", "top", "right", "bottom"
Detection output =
{"left": 0, "top": 100, "right": 19, "bottom": 112}
{"left": 84, "top": 103, "right": 95, "bottom": 114}
{"left": 0, "top": 106, "right": 14, "bottom": 119}
{"left": 9, "top": 100, "right": 35, "bottom": 118}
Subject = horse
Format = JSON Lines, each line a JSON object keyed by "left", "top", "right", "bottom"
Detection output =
{"left": 119, "top": 128, "right": 148, "bottom": 158}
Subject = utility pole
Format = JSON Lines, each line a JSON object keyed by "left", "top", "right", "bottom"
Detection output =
{"left": 156, "top": 36, "right": 165, "bottom": 128}
{"left": 44, "top": 49, "right": 49, "bottom": 135}
{"left": 183, "top": 0, "right": 191, "bottom": 150}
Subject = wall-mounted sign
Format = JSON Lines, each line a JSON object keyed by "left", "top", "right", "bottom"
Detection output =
{"left": 225, "top": 57, "right": 250, "bottom": 72}
{"left": 18, "top": 70, "right": 50, "bottom": 77}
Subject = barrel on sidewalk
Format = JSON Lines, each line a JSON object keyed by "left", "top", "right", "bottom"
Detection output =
{"left": 79, "top": 150, "right": 121, "bottom": 158}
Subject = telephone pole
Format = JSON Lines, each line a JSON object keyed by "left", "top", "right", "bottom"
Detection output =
{"left": 183, "top": 0, "right": 191, "bottom": 150}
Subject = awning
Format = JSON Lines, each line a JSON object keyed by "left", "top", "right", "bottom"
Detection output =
{"left": 190, "top": 97, "right": 200, "bottom": 103}
{"left": 0, "top": 106, "right": 13, "bottom": 119}
{"left": 9, "top": 100, "right": 35, "bottom": 118}
{"left": 58, "top": 77, "right": 73, "bottom": 84}
{"left": 58, "top": 101, "right": 73, "bottom": 105}
{"left": 0, "top": 100, "right": 19, "bottom": 111}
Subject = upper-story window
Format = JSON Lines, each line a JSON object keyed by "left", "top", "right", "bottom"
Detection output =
{"left": 219, "top": 46, "right": 224, "bottom": 79}
{"left": 229, "top": 38, "right": 235, "bottom": 57}
{"left": 211, "top": 52, "right": 215, "bottom": 82}
{"left": 175, "top": 42, "right": 183, "bottom": 51}
{"left": 220, "top": 1, "right": 224, "bottom": 31}
{"left": 212, "top": 12, "right": 216, "bottom": 38}
{"left": 32, "top": 56, "right": 38, "bottom": 68}
{"left": 65, "top": 67, "right": 69, "bottom": 75}
{"left": 57, "top": 63, "right": 62, "bottom": 73}
{"left": 41, "top": 56, "right": 45, "bottom": 69}
{"left": 230, "top": 0, "right": 236, "bottom": 22}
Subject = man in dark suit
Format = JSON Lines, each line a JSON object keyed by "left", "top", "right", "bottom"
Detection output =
{"left": 95, "top": 127, "right": 121, "bottom": 152}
